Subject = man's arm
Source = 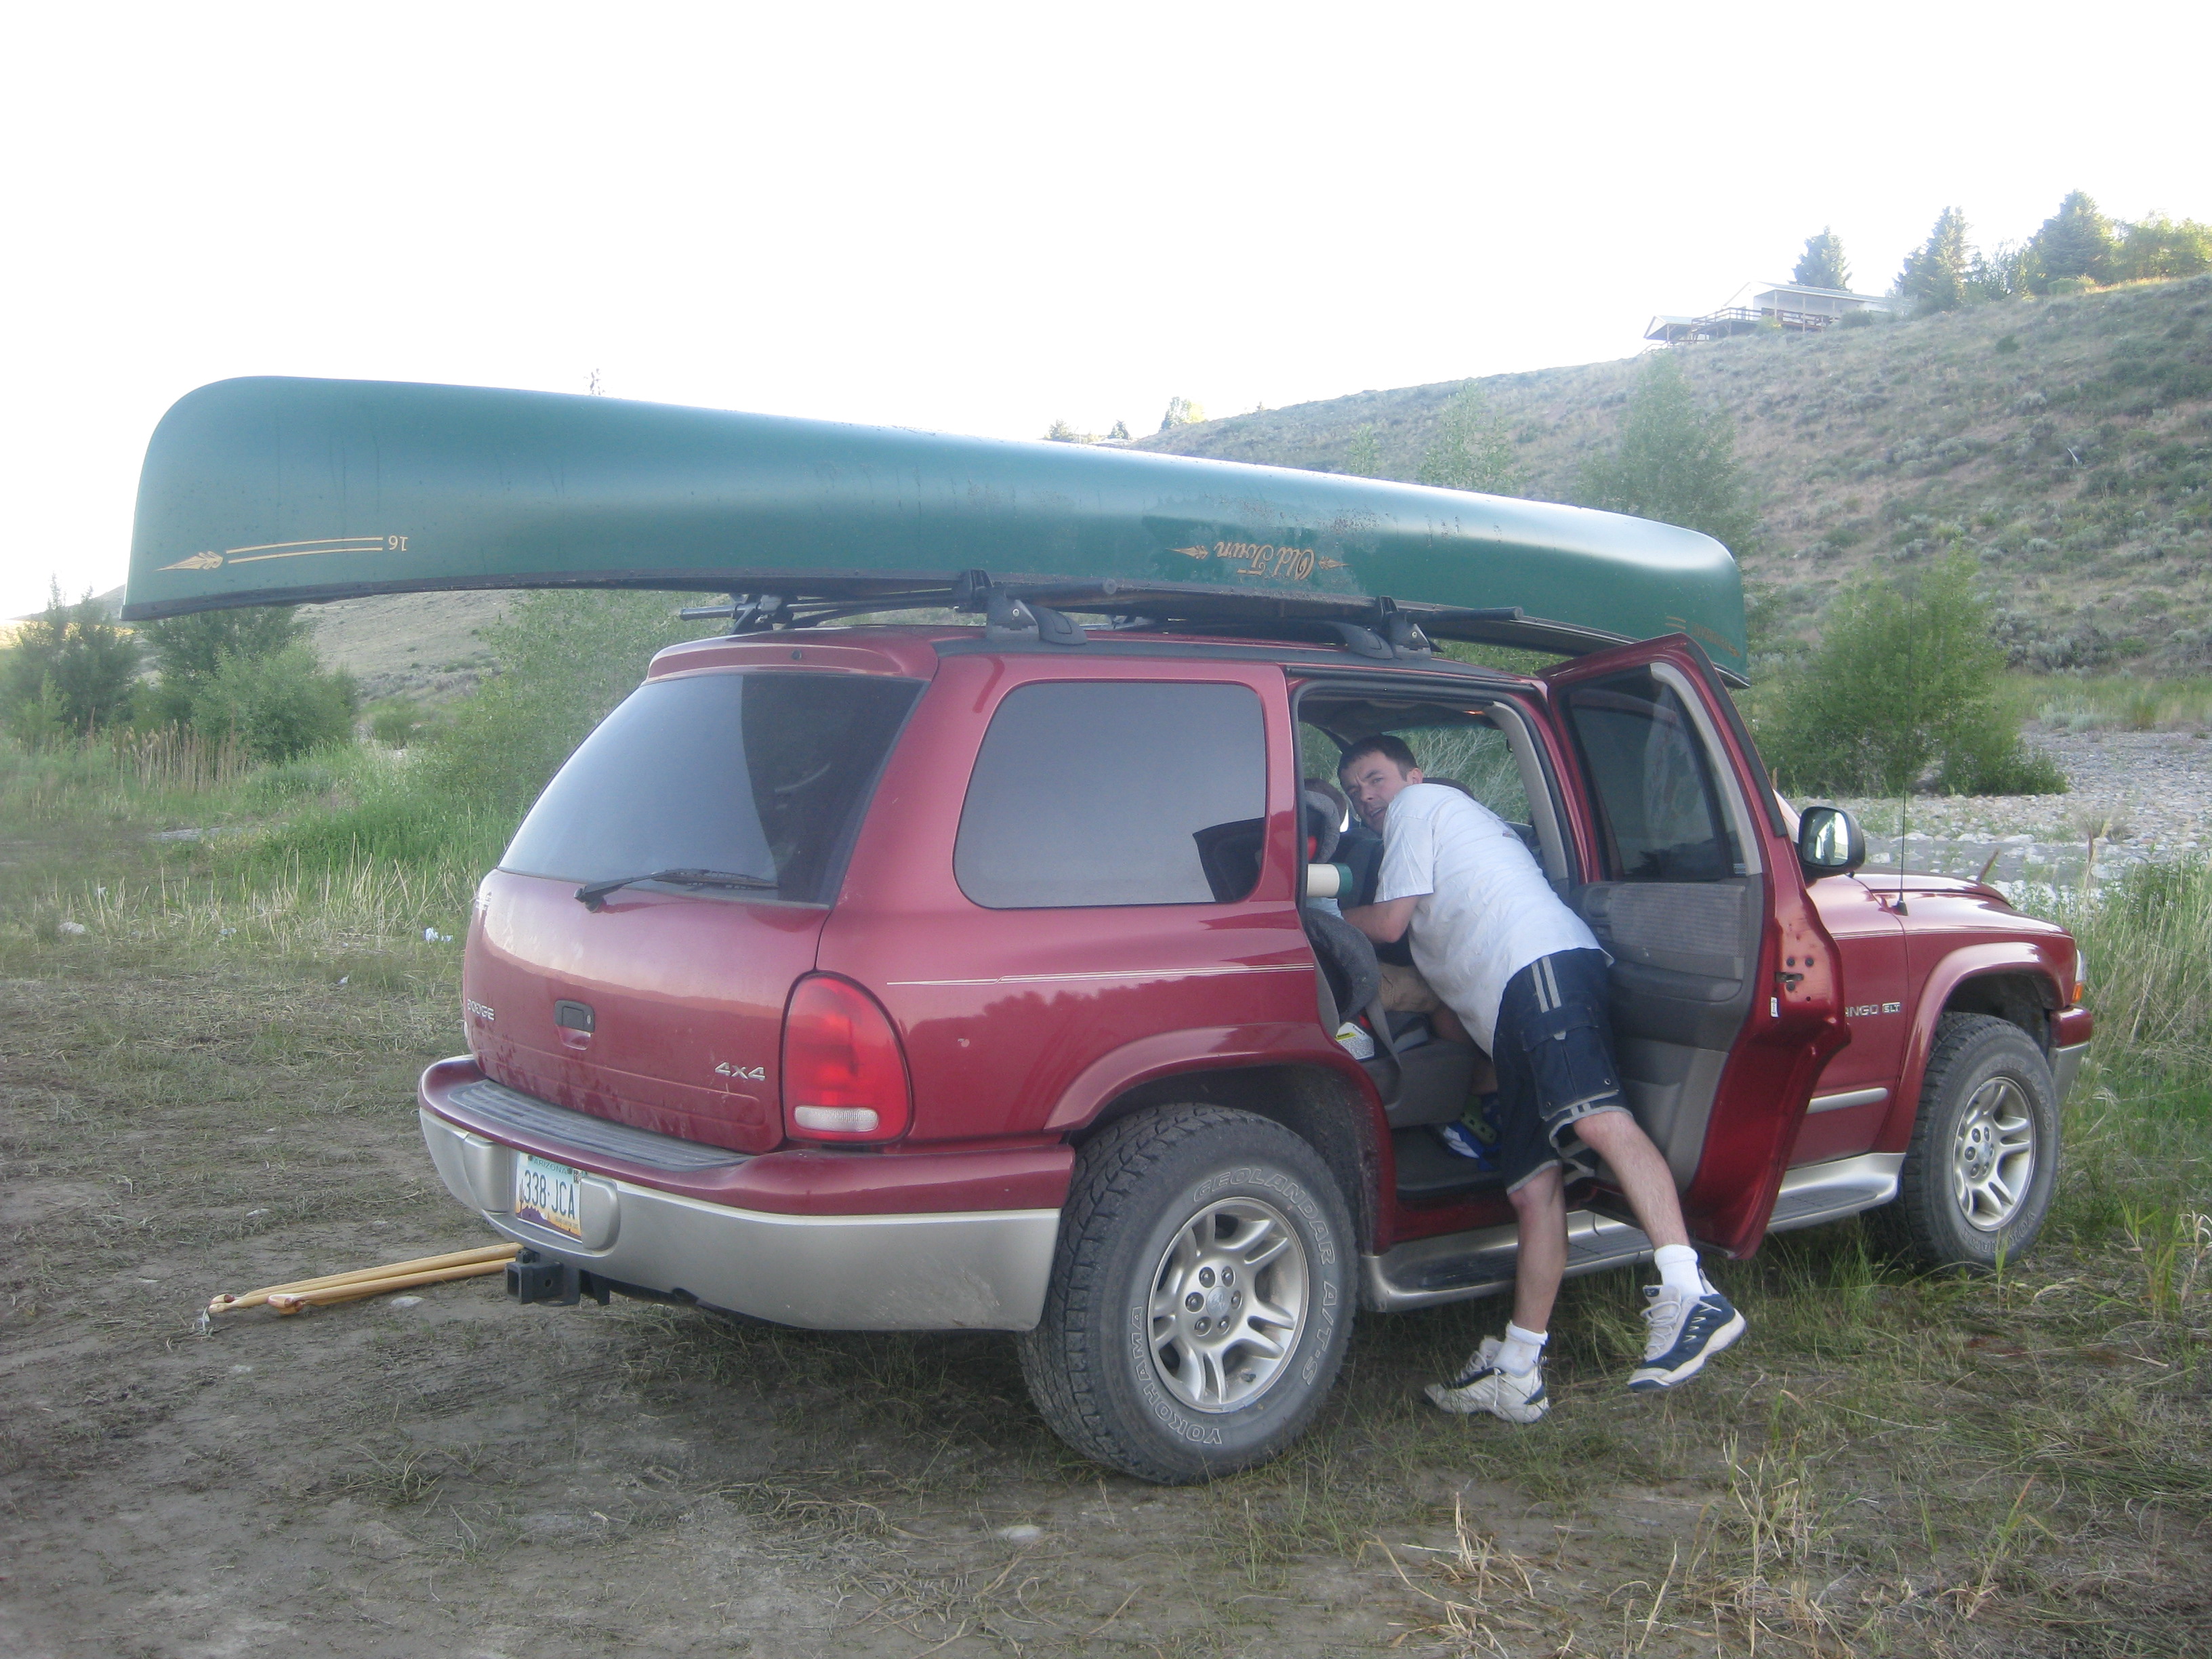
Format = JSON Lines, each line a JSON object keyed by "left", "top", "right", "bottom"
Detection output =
{"left": 1342, "top": 895, "right": 1418, "bottom": 944}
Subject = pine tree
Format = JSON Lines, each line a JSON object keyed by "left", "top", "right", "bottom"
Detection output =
{"left": 1577, "top": 354, "right": 1757, "bottom": 552}
{"left": 1793, "top": 227, "right": 1851, "bottom": 291}
{"left": 1345, "top": 425, "right": 1382, "bottom": 478}
{"left": 2029, "top": 190, "right": 2117, "bottom": 287}
{"left": 1896, "top": 207, "right": 1974, "bottom": 313}
{"left": 0, "top": 586, "right": 140, "bottom": 741}
{"left": 1416, "top": 384, "right": 1525, "bottom": 496}
{"left": 1107, "top": 419, "right": 1130, "bottom": 441}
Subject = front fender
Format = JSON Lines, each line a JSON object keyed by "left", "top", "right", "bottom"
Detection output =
{"left": 1879, "top": 943, "right": 2066, "bottom": 1150}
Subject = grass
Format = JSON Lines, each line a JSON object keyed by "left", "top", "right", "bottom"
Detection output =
{"left": 4, "top": 730, "right": 2211, "bottom": 1655}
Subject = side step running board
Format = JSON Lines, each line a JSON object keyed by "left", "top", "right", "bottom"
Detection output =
{"left": 1359, "top": 1153, "right": 1908, "bottom": 1312}
{"left": 1361, "top": 1210, "right": 1654, "bottom": 1312}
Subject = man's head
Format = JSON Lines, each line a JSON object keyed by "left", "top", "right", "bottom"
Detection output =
{"left": 1338, "top": 734, "right": 1421, "bottom": 830}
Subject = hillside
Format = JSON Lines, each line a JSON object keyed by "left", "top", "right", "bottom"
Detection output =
{"left": 1134, "top": 274, "right": 2212, "bottom": 673}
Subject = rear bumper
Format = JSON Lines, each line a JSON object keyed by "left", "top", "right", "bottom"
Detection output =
{"left": 417, "top": 1093, "right": 1060, "bottom": 1333}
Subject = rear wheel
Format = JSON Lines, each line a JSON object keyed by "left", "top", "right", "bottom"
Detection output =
{"left": 1019, "top": 1105, "right": 1355, "bottom": 1484}
{"left": 1878, "top": 1013, "right": 2058, "bottom": 1271}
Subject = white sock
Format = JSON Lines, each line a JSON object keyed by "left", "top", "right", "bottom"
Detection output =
{"left": 1653, "top": 1244, "right": 1705, "bottom": 1296}
{"left": 1496, "top": 1322, "right": 1547, "bottom": 1376}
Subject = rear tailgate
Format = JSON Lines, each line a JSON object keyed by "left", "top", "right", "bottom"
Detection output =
{"left": 462, "top": 658, "right": 926, "bottom": 1155}
{"left": 466, "top": 875, "right": 824, "bottom": 1151}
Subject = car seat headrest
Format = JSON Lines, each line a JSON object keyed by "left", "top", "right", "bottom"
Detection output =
{"left": 1302, "top": 789, "right": 1343, "bottom": 865}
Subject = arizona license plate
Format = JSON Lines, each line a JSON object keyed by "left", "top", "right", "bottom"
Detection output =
{"left": 514, "top": 1153, "right": 586, "bottom": 1240}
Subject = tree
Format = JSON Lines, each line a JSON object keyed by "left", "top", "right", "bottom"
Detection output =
{"left": 0, "top": 585, "right": 139, "bottom": 741}
{"left": 1793, "top": 227, "right": 1851, "bottom": 291}
{"left": 2028, "top": 190, "right": 2117, "bottom": 288}
{"left": 1043, "top": 419, "right": 1093, "bottom": 444}
{"left": 1107, "top": 419, "right": 1130, "bottom": 441}
{"left": 138, "top": 605, "right": 310, "bottom": 724}
{"left": 1416, "top": 383, "right": 1525, "bottom": 496}
{"left": 1762, "top": 554, "right": 2060, "bottom": 796}
{"left": 1158, "top": 396, "right": 1205, "bottom": 432}
{"left": 2117, "top": 213, "right": 2212, "bottom": 282}
{"left": 1576, "top": 354, "right": 1757, "bottom": 552}
{"left": 424, "top": 590, "right": 720, "bottom": 810}
{"left": 1345, "top": 425, "right": 1382, "bottom": 478}
{"left": 190, "top": 644, "right": 359, "bottom": 762}
{"left": 1896, "top": 207, "right": 1974, "bottom": 313}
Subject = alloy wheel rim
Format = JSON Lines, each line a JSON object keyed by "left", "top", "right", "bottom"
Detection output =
{"left": 1950, "top": 1076, "right": 2036, "bottom": 1232}
{"left": 1146, "top": 1195, "right": 1309, "bottom": 1414}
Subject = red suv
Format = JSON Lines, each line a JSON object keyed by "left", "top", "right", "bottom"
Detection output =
{"left": 417, "top": 604, "right": 2089, "bottom": 1483}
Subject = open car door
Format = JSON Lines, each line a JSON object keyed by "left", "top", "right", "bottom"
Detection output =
{"left": 1542, "top": 636, "right": 1845, "bottom": 1257}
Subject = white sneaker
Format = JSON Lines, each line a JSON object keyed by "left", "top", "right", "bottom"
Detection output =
{"left": 1425, "top": 1336, "right": 1549, "bottom": 1422}
{"left": 1628, "top": 1284, "right": 1745, "bottom": 1391}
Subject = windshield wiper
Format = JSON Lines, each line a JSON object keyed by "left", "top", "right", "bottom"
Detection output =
{"left": 575, "top": 868, "right": 779, "bottom": 910}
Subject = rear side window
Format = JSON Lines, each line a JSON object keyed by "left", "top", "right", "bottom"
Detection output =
{"left": 501, "top": 671, "right": 922, "bottom": 904}
{"left": 956, "top": 682, "right": 1267, "bottom": 908}
{"left": 1563, "top": 670, "right": 1740, "bottom": 882}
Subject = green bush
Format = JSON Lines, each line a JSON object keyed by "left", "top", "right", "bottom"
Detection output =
{"left": 422, "top": 590, "right": 717, "bottom": 813}
{"left": 1, "top": 588, "right": 139, "bottom": 741}
{"left": 191, "top": 645, "right": 359, "bottom": 762}
{"left": 367, "top": 700, "right": 424, "bottom": 747}
{"left": 1759, "top": 553, "right": 2064, "bottom": 796}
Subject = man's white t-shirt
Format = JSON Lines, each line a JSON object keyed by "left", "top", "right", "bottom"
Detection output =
{"left": 1376, "top": 783, "right": 1602, "bottom": 1052}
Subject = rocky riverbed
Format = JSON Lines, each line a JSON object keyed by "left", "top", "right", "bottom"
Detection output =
{"left": 1822, "top": 728, "right": 2212, "bottom": 885}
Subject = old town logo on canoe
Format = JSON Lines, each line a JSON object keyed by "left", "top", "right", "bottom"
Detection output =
{"left": 1172, "top": 541, "right": 1347, "bottom": 581}
{"left": 161, "top": 535, "right": 409, "bottom": 573}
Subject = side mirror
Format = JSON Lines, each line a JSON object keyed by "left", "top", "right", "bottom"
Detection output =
{"left": 1797, "top": 805, "right": 1865, "bottom": 880}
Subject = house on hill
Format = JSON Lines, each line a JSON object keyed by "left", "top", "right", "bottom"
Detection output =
{"left": 1646, "top": 281, "right": 1895, "bottom": 345}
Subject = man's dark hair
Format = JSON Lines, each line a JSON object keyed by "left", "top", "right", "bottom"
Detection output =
{"left": 1338, "top": 733, "right": 1418, "bottom": 775}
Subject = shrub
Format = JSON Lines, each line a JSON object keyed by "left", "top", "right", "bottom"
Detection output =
{"left": 1575, "top": 354, "right": 1759, "bottom": 553}
{"left": 367, "top": 701, "right": 424, "bottom": 747}
{"left": 421, "top": 590, "right": 717, "bottom": 813}
{"left": 1759, "top": 554, "right": 2064, "bottom": 796}
{"left": 138, "top": 607, "right": 310, "bottom": 726}
{"left": 191, "top": 645, "right": 359, "bottom": 762}
{"left": 1, "top": 587, "right": 139, "bottom": 741}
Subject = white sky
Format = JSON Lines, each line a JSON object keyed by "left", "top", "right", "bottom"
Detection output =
{"left": 3, "top": 1, "right": 2206, "bottom": 619}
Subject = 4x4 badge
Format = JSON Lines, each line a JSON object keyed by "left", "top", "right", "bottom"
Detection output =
{"left": 716, "top": 1063, "right": 766, "bottom": 1081}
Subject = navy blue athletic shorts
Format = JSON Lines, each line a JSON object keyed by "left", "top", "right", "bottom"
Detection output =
{"left": 1489, "top": 947, "right": 1632, "bottom": 1193}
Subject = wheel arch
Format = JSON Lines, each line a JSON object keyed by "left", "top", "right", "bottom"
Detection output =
{"left": 1069, "top": 1063, "right": 1387, "bottom": 1254}
{"left": 1879, "top": 945, "right": 2064, "bottom": 1151}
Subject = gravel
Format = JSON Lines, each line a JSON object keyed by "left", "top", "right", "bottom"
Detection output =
{"left": 1821, "top": 729, "right": 2212, "bottom": 884}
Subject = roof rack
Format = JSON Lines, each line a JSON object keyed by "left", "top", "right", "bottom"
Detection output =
{"left": 677, "top": 571, "right": 1565, "bottom": 663}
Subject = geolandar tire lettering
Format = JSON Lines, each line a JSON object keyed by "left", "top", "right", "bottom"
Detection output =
{"left": 1018, "top": 1105, "right": 1357, "bottom": 1485}
{"left": 1877, "top": 1012, "right": 2060, "bottom": 1271}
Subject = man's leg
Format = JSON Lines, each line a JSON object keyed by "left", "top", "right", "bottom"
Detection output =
{"left": 1569, "top": 1107, "right": 1745, "bottom": 1391}
{"left": 1505, "top": 1165, "right": 1568, "bottom": 1332}
{"left": 1573, "top": 1111, "right": 1687, "bottom": 1250}
{"left": 1425, "top": 1166, "right": 1561, "bottom": 1422}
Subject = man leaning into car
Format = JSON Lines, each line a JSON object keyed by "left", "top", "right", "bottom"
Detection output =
{"left": 1336, "top": 735, "right": 1746, "bottom": 1421}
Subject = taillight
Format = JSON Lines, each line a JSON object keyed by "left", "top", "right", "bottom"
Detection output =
{"left": 781, "top": 974, "right": 912, "bottom": 1142}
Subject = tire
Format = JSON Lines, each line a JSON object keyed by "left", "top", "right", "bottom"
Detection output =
{"left": 1875, "top": 1013, "right": 2059, "bottom": 1271}
{"left": 1018, "top": 1105, "right": 1357, "bottom": 1484}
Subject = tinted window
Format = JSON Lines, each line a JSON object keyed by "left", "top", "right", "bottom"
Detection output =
{"left": 502, "top": 671, "right": 922, "bottom": 903}
{"left": 1563, "top": 671, "right": 1740, "bottom": 882}
{"left": 956, "top": 682, "right": 1267, "bottom": 907}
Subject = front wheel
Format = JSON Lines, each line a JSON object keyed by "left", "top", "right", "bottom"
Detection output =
{"left": 1019, "top": 1105, "right": 1356, "bottom": 1484}
{"left": 1878, "top": 1013, "right": 2059, "bottom": 1271}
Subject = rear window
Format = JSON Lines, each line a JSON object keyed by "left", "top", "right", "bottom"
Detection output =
{"left": 501, "top": 671, "right": 922, "bottom": 904}
{"left": 954, "top": 681, "right": 1267, "bottom": 908}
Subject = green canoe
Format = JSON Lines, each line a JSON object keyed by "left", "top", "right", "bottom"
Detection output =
{"left": 122, "top": 376, "right": 1747, "bottom": 678}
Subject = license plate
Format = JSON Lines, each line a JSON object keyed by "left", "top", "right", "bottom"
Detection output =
{"left": 514, "top": 1153, "right": 586, "bottom": 1240}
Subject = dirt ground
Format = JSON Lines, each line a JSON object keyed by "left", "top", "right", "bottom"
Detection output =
{"left": 3, "top": 825, "right": 2208, "bottom": 1657}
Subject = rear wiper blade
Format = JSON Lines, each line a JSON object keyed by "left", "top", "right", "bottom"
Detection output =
{"left": 575, "top": 868, "right": 778, "bottom": 910}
